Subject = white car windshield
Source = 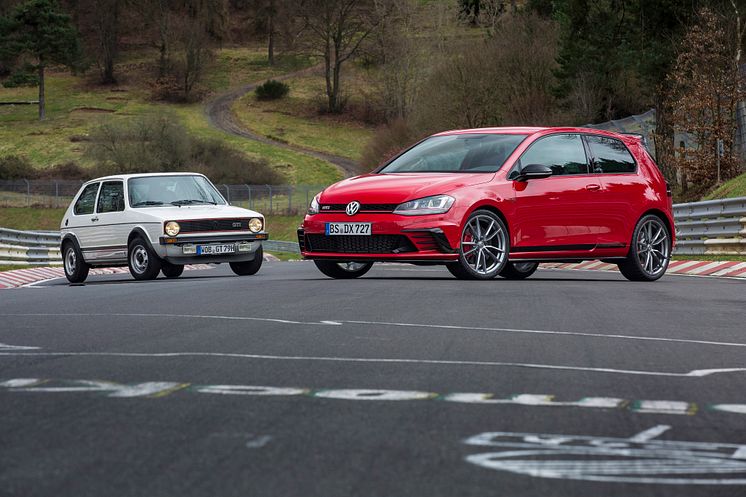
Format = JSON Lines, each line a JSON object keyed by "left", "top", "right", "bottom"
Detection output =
{"left": 128, "top": 175, "right": 226, "bottom": 208}
{"left": 378, "top": 134, "right": 527, "bottom": 174}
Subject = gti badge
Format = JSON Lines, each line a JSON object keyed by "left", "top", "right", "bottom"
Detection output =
{"left": 346, "top": 201, "right": 361, "bottom": 216}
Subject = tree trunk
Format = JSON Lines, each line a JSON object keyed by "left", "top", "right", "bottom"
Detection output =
{"left": 324, "top": 39, "right": 333, "bottom": 113}
{"left": 331, "top": 59, "right": 341, "bottom": 113}
{"left": 267, "top": 0, "right": 275, "bottom": 66}
{"left": 38, "top": 63, "right": 45, "bottom": 121}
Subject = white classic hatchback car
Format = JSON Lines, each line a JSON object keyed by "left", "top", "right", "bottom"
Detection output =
{"left": 60, "top": 173, "right": 268, "bottom": 283}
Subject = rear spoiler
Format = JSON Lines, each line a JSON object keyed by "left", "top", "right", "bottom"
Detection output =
{"left": 620, "top": 132, "right": 655, "bottom": 160}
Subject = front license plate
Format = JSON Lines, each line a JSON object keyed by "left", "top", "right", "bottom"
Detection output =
{"left": 197, "top": 244, "right": 237, "bottom": 255}
{"left": 325, "top": 222, "right": 372, "bottom": 236}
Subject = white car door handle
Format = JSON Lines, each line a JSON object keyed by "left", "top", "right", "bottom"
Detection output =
{"left": 91, "top": 216, "right": 99, "bottom": 222}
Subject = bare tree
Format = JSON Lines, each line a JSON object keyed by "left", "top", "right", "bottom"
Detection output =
{"left": 298, "top": 0, "right": 378, "bottom": 113}
{"left": 367, "top": 0, "right": 421, "bottom": 121}
{"left": 667, "top": 8, "right": 745, "bottom": 188}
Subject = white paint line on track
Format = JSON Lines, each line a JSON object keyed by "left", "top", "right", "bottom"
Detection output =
{"left": 4, "top": 312, "right": 746, "bottom": 350}
{"left": 0, "top": 313, "right": 332, "bottom": 326}
{"left": 1, "top": 350, "right": 746, "bottom": 378}
{"left": 342, "top": 319, "right": 746, "bottom": 350}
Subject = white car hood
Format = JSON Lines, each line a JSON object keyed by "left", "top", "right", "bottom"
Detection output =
{"left": 135, "top": 204, "right": 263, "bottom": 221}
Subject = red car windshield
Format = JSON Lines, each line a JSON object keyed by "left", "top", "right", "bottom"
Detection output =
{"left": 378, "top": 133, "right": 527, "bottom": 174}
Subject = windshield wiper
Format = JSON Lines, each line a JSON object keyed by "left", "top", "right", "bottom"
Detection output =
{"left": 170, "top": 199, "right": 217, "bottom": 206}
{"left": 132, "top": 200, "right": 164, "bottom": 207}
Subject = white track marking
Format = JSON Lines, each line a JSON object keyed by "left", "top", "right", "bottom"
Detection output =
{"left": 0, "top": 378, "right": 43, "bottom": 387}
{"left": 463, "top": 427, "right": 746, "bottom": 484}
{"left": 0, "top": 313, "right": 332, "bottom": 326}
{"left": 245, "top": 435, "right": 273, "bottom": 449}
{"left": 628, "top": 425, "right": 671, "bottom": 442}
{"left": 442, "top": 393, "right": 625, "bottom": 408}
{"left": 342, "top": 319, "right": 746, "bottom": 349}
{"left": 0, "top": 343, "right": 40, "bottom": 350}
{"left": 632, "top": 400, "right": 694, "bottom": 415}
{"left": 196, "top": 385, "right": 308, "bottom": 396}
{"left": 11, "top": 379, "right": 185, "bottom": 397}
{"left": 314, "top": 389, "right": 435, "bottom": 401}
{"left": 3, "top": 312, "right": 746, "bottom": 349}
{"left": 1, "top": 350, "right": 746, "bottom": 378}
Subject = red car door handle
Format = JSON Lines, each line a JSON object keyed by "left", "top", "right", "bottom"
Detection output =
{"left": 586, "top": 184, "right": 601, "bottom": 191}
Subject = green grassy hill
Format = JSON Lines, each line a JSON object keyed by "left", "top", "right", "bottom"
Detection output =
{"left": 704, "top": 172, "right": 746, "bottom": 200}
{"left": 0, "top": 47, "right": 351, "bottom": 185}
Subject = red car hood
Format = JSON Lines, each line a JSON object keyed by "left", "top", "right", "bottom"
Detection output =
{"left": 319, "top": 173, "right": 493, "bottom": 204}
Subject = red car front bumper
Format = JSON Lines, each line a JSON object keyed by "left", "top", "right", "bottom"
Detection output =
{"left": 299, "top": 213, "right": 461, "bottom": 262}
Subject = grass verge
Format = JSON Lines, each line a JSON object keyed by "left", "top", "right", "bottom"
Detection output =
{"left": 704, "top": 173, "right": 746, "bottom": 200}
{"left": 234, "top": 72, "right": 374, "bottom": 162}
{"left": 672, "top": 254, "right": 746, "bottom": 262}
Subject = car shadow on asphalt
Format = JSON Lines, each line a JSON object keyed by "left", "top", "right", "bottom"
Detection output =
{"left": 46, "top": 274, "right": 242, "bottom": 287}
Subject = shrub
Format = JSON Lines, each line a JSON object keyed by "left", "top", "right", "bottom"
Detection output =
{"left": 255, "top": 79, "right": 289, "bottom": 100}
{"left": 36, "top": 162, "right": 89, "bottom": 180}
{"left": 2, "top": 65, "right": 39, "bottom": 88}
{"left": 360, "top": 118, "right": 418, "bottom": 170}
{"left": 190, "top": 139, "right": 283, "bottom": 184}
{"left": 0, "top": 155, "right": 36, "bottom": 179}
{"left": 85, "top": 114, "right": 284, "bottom": 184}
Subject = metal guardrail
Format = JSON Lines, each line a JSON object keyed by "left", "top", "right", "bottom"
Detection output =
{"left": 0, "top": 227, "right": 300, "bottom": 265}
{"left": 673, "top": 197, "right": 746, "bottom": 255}
{"left": 0, "top": 228, "right": 62, "bottom": 265}
{"left": 263, "top": 240, "right": 301, "bottom": 254}
{"left": 2, "top": 195, "right": 745, "bottom": 264}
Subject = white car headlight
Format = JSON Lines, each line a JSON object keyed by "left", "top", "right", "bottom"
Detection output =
{"left": 394, "top": 195, "right": 455, "bottom": 216}
{"left": 249, "top": 217, "right": 264, "bottom": 233}
{"left": 308, "top": 195, "right": 320, "bottom": 215}
{"left": 164, "top": 221, "right": 180, "bottom": 236}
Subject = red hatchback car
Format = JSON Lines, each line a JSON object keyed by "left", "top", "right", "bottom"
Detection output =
{"left": 299, "top": 127, "right": 674, "bottom": 281}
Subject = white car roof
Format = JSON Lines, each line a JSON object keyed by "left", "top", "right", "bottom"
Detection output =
{"left": 84, "top": 172, "right": 209, "bottom": 184}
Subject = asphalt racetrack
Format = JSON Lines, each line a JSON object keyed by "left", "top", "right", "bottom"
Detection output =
{"left": 1, "top": 261, "right": 746, "bottom": 496}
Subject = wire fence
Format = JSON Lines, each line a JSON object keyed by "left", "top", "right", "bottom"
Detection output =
{"left": 0, "top": 180, "right": 326, "bottom": 215}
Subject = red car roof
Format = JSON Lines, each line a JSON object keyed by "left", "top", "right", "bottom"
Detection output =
{"left": 434, "top": 126, "right": 642, "bottom": 144}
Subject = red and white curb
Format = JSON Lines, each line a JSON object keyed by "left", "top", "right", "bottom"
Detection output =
{"left": 541, "top": 260, "right": 746, "bottom": 279}
{"left": 0, "top": 264, "right": 215, "bottom": 289}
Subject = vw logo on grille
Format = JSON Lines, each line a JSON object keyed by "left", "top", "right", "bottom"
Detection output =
{"left": 345, "top": 201, "right": 361, "bottom": 216}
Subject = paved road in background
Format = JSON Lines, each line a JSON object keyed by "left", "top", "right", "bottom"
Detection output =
{"left": 1, "top": 262, "right": 746, "bottom": 496}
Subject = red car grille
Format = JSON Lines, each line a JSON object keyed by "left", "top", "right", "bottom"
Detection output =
{"left": 305, "top": 234, "right": 415, "bottom": 254}
{"left": 178, "top": 218, "right": 249, "bottom": 233}
{"left": 320, "top": 204, "right": 397, "bottom": 213}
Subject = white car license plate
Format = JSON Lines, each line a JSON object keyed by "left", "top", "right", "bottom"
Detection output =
{"left": 197, "top": 244, "right": 237, "bottom": 255}
{"left": 325, "top": 222, "right": 371, "bottom": 236}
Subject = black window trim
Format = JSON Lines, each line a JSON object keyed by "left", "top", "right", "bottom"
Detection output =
{"left": 508, "top": 132, "right": 591, "bottom": 180}
{"left": 73, "top": 182, "right": 101, "bottom": 217}
{"left": 581, "top": 133, "right": 638, "bottom": 175}
{"left": 96, "top": 180, "right": 126, "bottom": 214}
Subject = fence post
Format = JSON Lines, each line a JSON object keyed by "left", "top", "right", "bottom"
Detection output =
{"left": 268, "top": 185, "right": 273, "bottom": 214}
{"left": 288, "top": 186, "right": 292, "bottom": 213}
{"left": 223, "top": 184, "right": 231, "bottom": 204}
{"left": 24, "top": 179, "right": 30, "bottom": 207}
{"left": 54, "top": 181, "right": 59, "bottom": 208}
{"left": 306, "top": 187, "right": 309, "bottom": 209}
{"left": 244, "top": 184, "right": 251, "bottom": 210}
